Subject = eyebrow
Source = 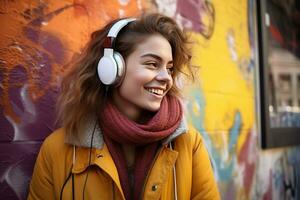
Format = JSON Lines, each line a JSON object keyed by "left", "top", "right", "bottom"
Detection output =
{"left": 140, "top": 53, "right": 173, "bottom": 64}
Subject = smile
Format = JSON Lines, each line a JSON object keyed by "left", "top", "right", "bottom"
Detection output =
{"left": 145, "top": 88, "right": 164, "bottom": 96}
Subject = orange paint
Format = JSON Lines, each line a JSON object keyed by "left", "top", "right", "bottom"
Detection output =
{"left": 0, "top": 0, "right": 146, "bottom": 122}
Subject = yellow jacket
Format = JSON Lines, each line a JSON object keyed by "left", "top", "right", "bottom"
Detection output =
{"left": 28, "top": 121, "right": 220, "bottom": 200}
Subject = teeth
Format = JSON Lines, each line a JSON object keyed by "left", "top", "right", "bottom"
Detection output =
{"left": 147, "top": 88, "right": 164, "bottom": 95}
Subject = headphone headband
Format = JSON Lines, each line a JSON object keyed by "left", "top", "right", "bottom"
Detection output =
{"left": 107, "top": 18, "right": 136, "bottom": 38}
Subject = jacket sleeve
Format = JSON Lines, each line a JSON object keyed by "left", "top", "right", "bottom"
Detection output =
{"left": 191, "top": 130, "right": 221, "bottom": 200}
{"left": 27, "top": 138, "right": 55, "bottom": 200}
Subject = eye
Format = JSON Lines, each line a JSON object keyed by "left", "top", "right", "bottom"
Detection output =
{"left": 167, "top": 66, "right": 174, "bottom": 74}
{"left": 145, "top": 61, "right": 158, "bottom": 68}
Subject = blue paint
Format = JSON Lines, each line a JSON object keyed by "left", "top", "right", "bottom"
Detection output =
{"left": 228, "top": 111, "right": 242, "bottom": 150}
{"left": 186, "top": 88, "right": 243, "bottom": 181}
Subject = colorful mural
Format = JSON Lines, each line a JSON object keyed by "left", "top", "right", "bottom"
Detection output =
{"left": 0, "top": 0, "right": 299, "bottom": 199}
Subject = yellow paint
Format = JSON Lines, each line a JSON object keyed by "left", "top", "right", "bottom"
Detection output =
{"left": 186, "top": 0, "right": 254, "bottom": 153}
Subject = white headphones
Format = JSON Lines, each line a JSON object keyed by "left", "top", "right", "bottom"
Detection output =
{"left": 97, "top": 18, "right": 136, "bottom": 85}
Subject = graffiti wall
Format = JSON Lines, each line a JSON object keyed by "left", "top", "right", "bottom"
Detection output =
{"left": 0, "top": 0, "right": 299, "bottom": 199}
{"left": 177, "top": 0, "right": 300, "bottom": 199}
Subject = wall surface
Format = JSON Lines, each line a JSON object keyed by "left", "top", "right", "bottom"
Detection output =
{"left": 0, "top": 0, "right": 299, "bottom": 199}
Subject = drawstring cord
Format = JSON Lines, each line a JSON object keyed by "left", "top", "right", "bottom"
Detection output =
{"left": 59, "top": 145, "right": 76, "bottom": 200}
{"left": 169, "top": 142, "right": 178, "bottom": 200}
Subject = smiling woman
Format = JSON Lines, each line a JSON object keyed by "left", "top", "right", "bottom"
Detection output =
{"left": 27, "top": 13, "right": 220, "bottom": 200}
{"left": 112, "top": 34, "right": 174, "bottom": 121}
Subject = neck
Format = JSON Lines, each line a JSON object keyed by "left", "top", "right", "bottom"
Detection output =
{"left": 112, "top": 100, "right": 141, "bottom": 122}
{"left": 111, "top": 91, "right": 153, "bottom": 123}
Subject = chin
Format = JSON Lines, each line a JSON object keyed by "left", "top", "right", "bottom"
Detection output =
{"left": 144, "top": 103, "right": 161, "bottom": 112}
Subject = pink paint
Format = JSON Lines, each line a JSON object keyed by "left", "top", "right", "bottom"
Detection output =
{"left": 237, "top": 131, "right": 257, "bottom": 196}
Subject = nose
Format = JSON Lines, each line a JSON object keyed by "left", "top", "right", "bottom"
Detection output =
{"left": 156, "top": 67, "right": 172, "bottom": 82}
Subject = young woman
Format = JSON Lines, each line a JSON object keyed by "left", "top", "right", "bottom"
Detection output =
{"left": 28, "top": 13, "right": 220, "bottom": 200}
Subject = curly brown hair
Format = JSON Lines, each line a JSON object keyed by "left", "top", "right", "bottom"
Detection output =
{"left": 57, "top": 13, "right": 195, "bottom": 139}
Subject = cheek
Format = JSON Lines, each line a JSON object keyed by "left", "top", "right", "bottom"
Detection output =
{"left": 126, "top": 70, "right": 152, "bottom": 85}
{"left": 119, "top": 72, "right": 146, "bottom": 93}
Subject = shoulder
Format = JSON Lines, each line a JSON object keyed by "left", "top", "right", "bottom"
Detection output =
{"left": 175, "top": 126, "right": 203, "bottom": 152}
{"left": 43, "top": 128, "right": 66, "bottom": 148}
{"left": 39, "top": 128, "right": 70, "bottom": 160}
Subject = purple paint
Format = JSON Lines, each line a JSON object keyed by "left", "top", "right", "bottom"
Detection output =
{"left": 37, "top": 31, "right": 65, "bottom": 64}
{"left": 0, "top": 66, "right": 3, "bottom": 97}
{"left": 1, "top": 85, "right": 58, "bottom": 142}
{"left": 177, "top": 0, "right": 204, "bottom": 32}
{"left": 0, "top": 107, "right": 14, "bottom": 141}
{"left": 23, "top": 27, "right": 39, "bottom": 44}
{"left": 8, "top": 65, "right": 28, "bottom": 116}
{"left": 8, "top": 65, "right": 28, "bottom": 85}
{"left": 32, "top": 86, "right": 59, "bottom": 136}
{"left": 0, "top": 142, "right": 42, "bottom": 200}
{"left": 176, "top": 0, "right": 215, "bottom": 38}
{"left": 23, "top": 28, "right": 65, "bottom": 64}
{"left": 8, "top": 86, "right": 25, "bottom": 121}
{"left": 20, "top": 87, "right": 58, "bottom": 141}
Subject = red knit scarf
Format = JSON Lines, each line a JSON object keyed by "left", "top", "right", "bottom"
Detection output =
{"left": 99, "top": 95, "right": 182, "bottom": 200}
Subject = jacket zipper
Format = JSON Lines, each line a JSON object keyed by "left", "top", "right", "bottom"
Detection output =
{"left": 138, "top": 145, "right": 164, "bottom": 200}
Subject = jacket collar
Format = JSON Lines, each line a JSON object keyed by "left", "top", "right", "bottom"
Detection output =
{"left": 162, "top": 119, "right": 187, "bottom": 145}
{"left": 65, "top": 115, "right": 188, "bottom": 149}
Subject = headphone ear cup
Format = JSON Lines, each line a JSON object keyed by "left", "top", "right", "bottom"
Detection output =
{"left": 113, "top": 51, "right": 126, "bottom": 86}
{"left": 97, "top": 52, "right": 118, "bottom": 85}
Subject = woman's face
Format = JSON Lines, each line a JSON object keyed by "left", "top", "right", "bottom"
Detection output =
{"left": 112, "top": 34, "right": 174, "bottom": 121}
